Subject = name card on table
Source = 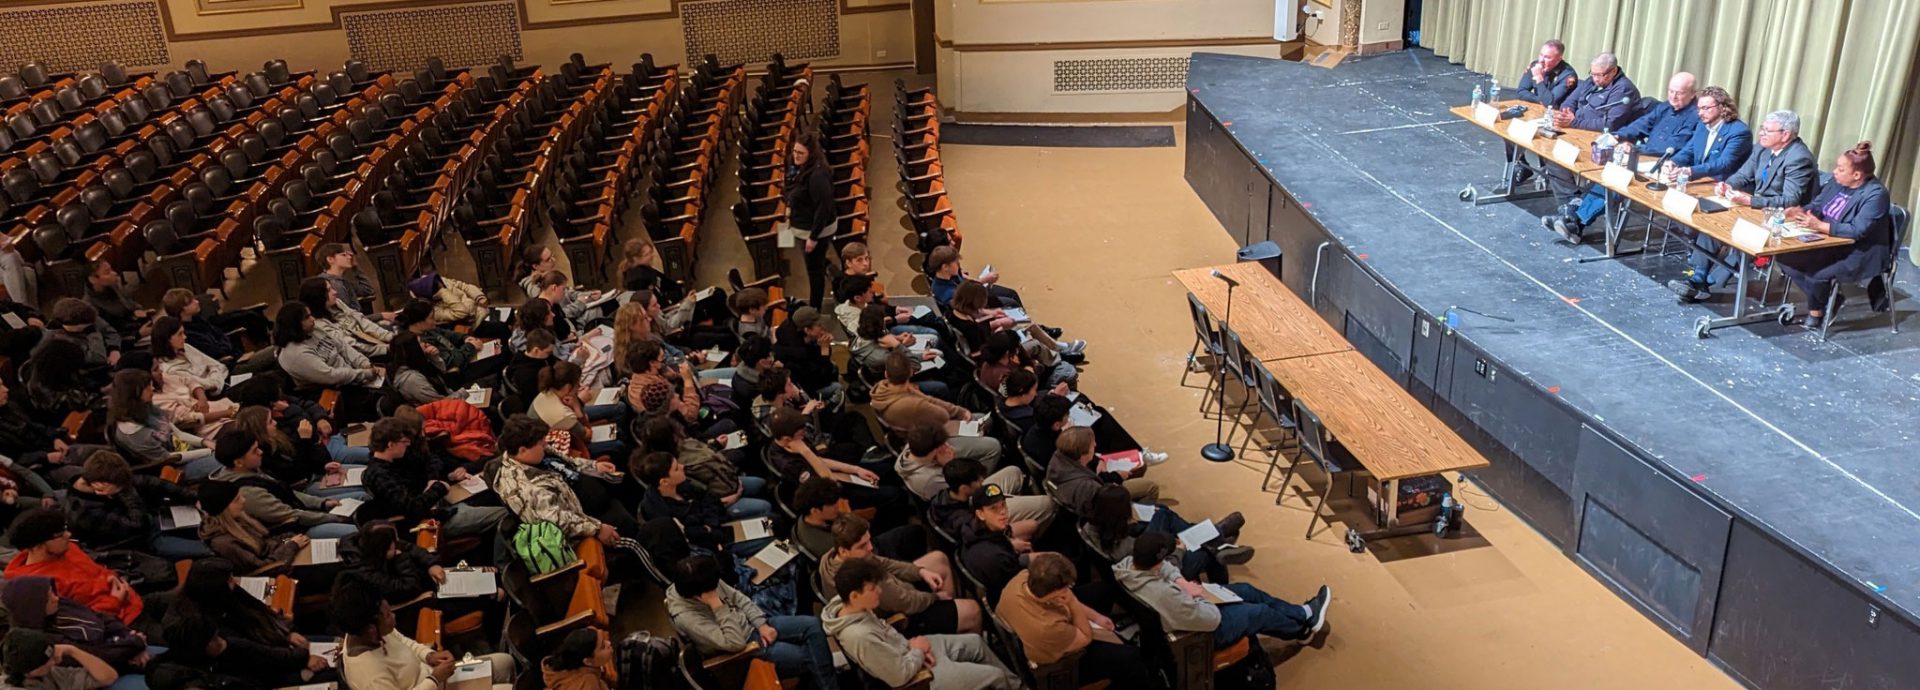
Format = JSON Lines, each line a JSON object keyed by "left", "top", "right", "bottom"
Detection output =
{"left": 1601, "top": 163, "right": 1634, "bottom": 191}
{"left": 1660, "top": 189, "right": 1698, "bottom": 222}
{"left": 1506, "top": 117, "right": 1540, "bottom": 141}
{"left": 1472, "top": 102, "right": 1499, "bottom": 126}
{"left": 1551, "top": 138, "right": 1581, "bottom": 165}
{"left": 1730, "top": 217, "right": 1773, "bottom": 254}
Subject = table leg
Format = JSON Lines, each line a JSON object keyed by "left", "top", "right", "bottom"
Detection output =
{"left": 1464, "top": 145, "right": 1554, "bottom": 206}
{"left": 1694, "top": 251, "right": 1794, "bottom": 337}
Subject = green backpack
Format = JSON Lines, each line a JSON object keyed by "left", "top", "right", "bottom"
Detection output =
{"left": 513, "top": 521, "right": 578, "bottom": 574}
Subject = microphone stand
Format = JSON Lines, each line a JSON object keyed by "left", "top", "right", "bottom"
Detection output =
{"left": 1201, "top": 277, "right": 1237, "bottom": 463}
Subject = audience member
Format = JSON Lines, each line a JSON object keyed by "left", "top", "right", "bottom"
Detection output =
{"left": 998, "top": 552, "right": 1160, "bottom": 689}
{"left": 823, "top": 558, "right": 1020, "bottom": 690}
{"left": 541, "top": 628, "right": 615, "bottom": 690}
{"left": 820, "top": 514, "right": 979, "bottom": 635}
{"left": 196, "top": 480, "right": 306, "bottom": 575}
{"left": 0, "top": 627, "right": 119, "bottom": 689}
{"left": 334, "top": 580, "right": 514, "bottom": 690}
{"left": 106, "top": 369, "right": 220, "bottom": 481}
{"left": 1116, "top": 532, "right": 1329, "bottom": 649}
{"left": 407, "top": 272, "right": 488, "bottom": 326}
{"left": 4, "top": 509, "right": 144, "bottom": 625}
{"left": 666, "top": 555, "right": 840, "bottom": 689}
{"left": 60, "top": 450, "right": 204, "bottom": 557}
{"left": 207, "top": 428, "right": 356, "bottom": 538}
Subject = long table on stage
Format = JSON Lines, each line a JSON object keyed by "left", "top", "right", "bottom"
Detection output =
{"left": 1175, "top": 262, "right": 1486, "bottom": 544}
{"left": 1448, "top": 99, "right": 1853, "bottom": 336}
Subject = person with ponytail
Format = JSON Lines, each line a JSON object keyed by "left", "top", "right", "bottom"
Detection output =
{"left": 785, "top": 135, "right": 838, "bottom": 308}
{"left": 540, "top": 628, "right": 613, "bottom": 690}
{"left": 1779, "top": 140, "right": 1895, "bottom": 329}
{"left": 530, "top": 360, "right": 622, "bottom": 457}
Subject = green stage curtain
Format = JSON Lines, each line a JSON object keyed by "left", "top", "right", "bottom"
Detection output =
{"left": 1422, "top": 0, "right": 1920, "bottom": 261}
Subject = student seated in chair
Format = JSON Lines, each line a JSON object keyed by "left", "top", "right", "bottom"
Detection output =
{"left": 894, "top": 423, "right": 1002, "bottom": 502}
{"left": 3, "top": 510, "right": 143, "bottom": 626}
{"left": 823, "top": 558, "right": 1021, "bottom": 690}
{"left": 541, "top": 628, "right": 616, "bottom": 690}
{"left": 820, "top": 514, "right": 979, "bottom": 635}
{"left": 493, "top": 415, "right": 633, "bottom": 548}
{"left": 60, "top": 450, "right": 207, "bottom": 558}
{"left": 1115, "top": 532, "right": 1330, "bottom": 649}
{"left": 998, "top": 552, "right": 1162, "bottom": 690}
{"left": 792, "top": 477, "right": 923, "bottom": 562}
{"left": 666, "top": 555, "right": 841, "bottom": 690}
{"left": 334, "top": 580, "right": 516, "bottom": 690}
{"left": 208, "top": 428, "right": 358, "bottom": 539}
{"left": 927, "top": 457, "right": 1052, "bottom": 544}
{"left": 0, "top": 628, "right": 119, "bottom": 690}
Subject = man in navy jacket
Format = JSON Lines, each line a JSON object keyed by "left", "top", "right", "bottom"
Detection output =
{"left": 1505, "top": 39, "right": 1580, "bottom": 186}
{"left": 1541, "top": 52, "right": 1640, "bottom": 238}
{"left": 1548, "top": 72, "right": 1698, "bottom": 242}
{"left": 1669, "top": 85, "right": 1752, "bottom": 181}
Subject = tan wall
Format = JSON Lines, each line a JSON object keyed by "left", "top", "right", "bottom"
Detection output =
{"left": 935, "top": 0, "right": 1284, "bottom": 116}
{"left": 1304, "top": 0, "right": 1340, "bottom": 46}
{"left": 2, "top": 0, "right": 912, "bottom": 76}
{"left": 1359, "top": 0, "right": 1403, "bottom": 47}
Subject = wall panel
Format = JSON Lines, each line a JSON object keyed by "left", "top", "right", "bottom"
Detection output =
{"left": 1, "top": 1, "right": 170, "bottom": 70}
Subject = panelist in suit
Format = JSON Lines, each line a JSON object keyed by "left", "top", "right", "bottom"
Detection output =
{"left": 1666, "top": 86, "right": 1752, "bottom": 181}
{"left": 1778, "top": 142, "right": 1894, "bottom": 328}
{"left": 1505, "top": 39, "right": 1579, "bottom": 186}
{"left": 1669, "top": 110, "right": 1818, "bottom": 302}
{"left": 1547, "top": 72, "right": 1698, "bottom": 243}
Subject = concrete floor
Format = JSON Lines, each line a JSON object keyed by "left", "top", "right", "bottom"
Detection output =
{"left": 204, "top": 65, "right": 1741, "bottom": 688}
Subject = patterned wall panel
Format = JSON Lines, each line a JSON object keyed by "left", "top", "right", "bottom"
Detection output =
{"left": 1052, "top": 57, "right": 1189, "bottom": 93}
{"left": 0, "top": 1, "right": 168, "bottom": 72}
{"left": 681, "top": 0, "right": 839, "bottom": 66}
{"left": 343, "top": 1, "right": 523, "bottom": 73}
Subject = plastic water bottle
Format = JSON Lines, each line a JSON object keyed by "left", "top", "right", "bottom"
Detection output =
{"left": 1471, "top": 84, "right": 1484, "bottom": 105}
{"left": 1488, "top": 76, "right": 1500, "bottom": 103}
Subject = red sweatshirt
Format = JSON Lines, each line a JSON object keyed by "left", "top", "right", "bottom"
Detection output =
{"left": 4, "top": 548, "right": 144, "bottom": 624}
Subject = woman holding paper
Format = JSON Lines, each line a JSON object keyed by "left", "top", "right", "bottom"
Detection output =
{"left": 198, "top": 480, "right": 308, "bottom": 576}
{"left": 106, "top": 369, "right": 222, "bottom": 481}
{"left": 1778, "top": 141, "right": 1895, "bottom": 329}
{"left": 386, "top": 332, "right": 454, "bottom": 406}
{"left": 151, "top": 318, "right": 238, "bottom": 437}
{"left": 299, "top": 276, "right": 391, "bottom": 359}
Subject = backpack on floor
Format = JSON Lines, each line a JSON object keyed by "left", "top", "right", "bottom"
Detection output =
{"left": 511, "top": 521, "right": 577, "bottom": 575}
{"left": 617, "top": 631, "right": 684, "bottom": 690}
{"left": 1217, "top": 643, "right": 1277, "bottom": 690}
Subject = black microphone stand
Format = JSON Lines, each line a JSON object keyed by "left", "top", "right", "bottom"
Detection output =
{"left": 1201, "top": 276, "right": 1236, "bottom": 463}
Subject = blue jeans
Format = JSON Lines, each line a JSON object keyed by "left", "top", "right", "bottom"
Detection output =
{"left": 328, "top": 434, "right": 372, "bottom": 464}
{"left": 1686, "top": 236, "right": 1735, "bottom": 288}
{"left": 106, "top": 647, "right": 166, "bottom": 690}
{"left": 1574, "top": 188, "right": 1608, "bottom": 225}
{"left": 151, "top": 532, "right": 211, "bottom": 559}
{"left": 1143, "top": 506, "right": 1219, "bottom": 581}
{"left": 891, "top": 324, "right": 940, "bottom": 337}
{"left": 759, "top": 615, "right": 840, "bottom": 690}
{"left": 180, "top": 451, "right": 222, "bottom": 482}
{"left": 1211, "top": 583, "right": 1310, "bottom": 647}
{"left": 308, "top": 522, "right": 358, "bottom": 539}
{"left": 728, "top": 476, "right": 772, "bottom": 520}
{"left": 915, "top": 380, "right": 952, "bottom": 401}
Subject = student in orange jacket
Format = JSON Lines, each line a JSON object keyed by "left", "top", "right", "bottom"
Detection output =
{"left": 3, "top": 508, "right": 144, "bottom": 624}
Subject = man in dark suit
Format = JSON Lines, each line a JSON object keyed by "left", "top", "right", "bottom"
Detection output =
{"left": 1505, "top": 39, "right": 1580, "bottom": 186}
{"left": 1670, "top": 110, "right": 1818, "bottom": 302}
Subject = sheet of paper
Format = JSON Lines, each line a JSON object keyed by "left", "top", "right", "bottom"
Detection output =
{"left": 981, "top": 264, "right": 994, "bottom": 277}
{"left": 1001, "top": 307, "right": 1030, "bottom": 323}
{"left": 1064, "top": 391, "right": 1082, "bottom": 403}
{"left": 165, "top": 505, "right": 202, "bottom": 530}
{"left": 911, "top": 305, "right": 932, "bottom": 319}
{"left": 1550, "top": 138, "right": 1580, "bottom": 165}
{"left": 462, "top": 386, "right": 491, "bottom": 407}
{"left": 730, "top": 517, "right": 772, "bottom": 543}
{"left": 1177, "top": 519, "right": 1219, "bottom": 549}
{"left": 917, "top": 356, "right": 944, "bottom": 373}
{"left": 343, "top": 466, "right": 366, "bottom": 487}
{"left": 309, "top": 642, "right": 340, "bottom": 667}
{"left": 1471, "top": 101, "right": 1498, "bottom": 126}
{"left": 474, "top": 340, "right": 502, "bottom": 361}
{"left": 591, "top": 386, "right": 622, "bottom": 406}
{"left": 1132, "top": 503, "right": 1157, "bottom": 522}
{"left": 301, "top": 538, "right": 342, "bottom": 565}
{"left": 446, "top": 475, "right": 490, "bottom": 503}
{"left": 438, "top": 569, "right": 498, "bottom": 598}
{"left": 0, "top": 312, "right": 24, "bottom": 329}
{"left": 1636, "top": 158, "right": 1660, "bottom": 174}
{"left": 954, "top": 413, "right": 989, "bottom": 437}
{"left": 841, "top": 473, "right": 877, "bottom": 488}
{"left": 368, "top": 373, "right": 386, "bottom": 389}
{"left": 721, "top": 431, "right": 749, "bottom": 450}
{"left": 228, "top": 372, "right": 254, "bottom": 387}
{"left": 1201, "top": 582, "right": 1243, "bottom": 604}
{"left": 1098, "top": 450, "right": 1143, "bottom": 475}
{"left": 329, "top": 498, "right": 363, "bottom": 517}
{"left": 237, "top": 576, "right": 272, "bottom": 603}
{"left": 449, "top": 659, "right": 493, "bottom": 683}
{"left": 748, "top": 541, "right": 798, "bottom": 584}
{"left": 492, "top": 307, "right": 512, "bottom": 321}
{"left": 582, "top": 290, "right": 624, "bottom": 311}
{"left": 704, "top": 346, "right": 728, "bottom": 363}
{"left": 589, "top": 424, "right": 616, "bottom": 443}
{"left": 776, "top": 222, "right": 797, "bottom": 248}
{"left": 1067, "top": 403, "right": 1103, "bottom": 428}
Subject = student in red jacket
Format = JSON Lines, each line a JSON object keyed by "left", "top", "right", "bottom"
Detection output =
{"left": 3, "top": 508, "right": 144, "bottom": 624}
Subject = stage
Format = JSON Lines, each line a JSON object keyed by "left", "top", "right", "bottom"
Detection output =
{"left": 1182, "top": 50, "right": 1918, "bottom": 688}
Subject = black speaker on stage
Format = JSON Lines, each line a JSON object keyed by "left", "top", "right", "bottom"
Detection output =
{"left": 1237, "top": 240, "right": 1282, "bottom": 280}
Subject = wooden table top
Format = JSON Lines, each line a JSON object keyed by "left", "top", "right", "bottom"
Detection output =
{"left": 1449, "top": 99, "right": 1605, "bottom": 173}
{"left": 1268, "top": 351, "right": 1489, "bottom": 480}
{"left": 1173, "top": 262, "right": 1352, "bottom": 363}
{"left": 1578, "top": 174, "right": 1855, "bottom": 258}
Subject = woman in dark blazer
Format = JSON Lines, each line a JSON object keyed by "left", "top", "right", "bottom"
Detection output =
{"left": 1780, "top": 141, "right": 1895, "bottom": 329}
{"left": 785, "top": 136, "right": 838, "bottom": 308}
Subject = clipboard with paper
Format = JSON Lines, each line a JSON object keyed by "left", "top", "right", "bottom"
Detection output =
{"left": 437, "top": 566, "right": 499, "bottom": 599}
{"left": 747, "top": 540, "right": 799, "bottom": 584}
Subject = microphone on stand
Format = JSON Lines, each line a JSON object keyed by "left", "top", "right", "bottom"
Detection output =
{"left": 1210, "top": 270, "right": 1239, "bottom": 288}
{"left": 1644, "top": 147, "right": 1680, "bottom": 191}
{"left": 1201, "top": 269, "right": 1239, "bottom": 463}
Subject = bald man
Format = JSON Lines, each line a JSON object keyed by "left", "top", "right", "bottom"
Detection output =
{"left": 1547, "top": 71, "right": 1697, "bottom": 242}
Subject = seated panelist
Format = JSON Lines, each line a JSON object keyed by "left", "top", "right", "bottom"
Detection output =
{"left": 1778, "top": 142, "right": 1894, "bottom": 328}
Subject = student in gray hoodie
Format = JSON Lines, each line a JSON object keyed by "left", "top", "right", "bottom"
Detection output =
{"left": 822, "top": 558, "right": 1020, "bottom": 690}
{"left": 1114, "top": 532, "right": 1330, "bottom": 649}
{"left": 664, "top": 555, "right": 840, "bottom": 690}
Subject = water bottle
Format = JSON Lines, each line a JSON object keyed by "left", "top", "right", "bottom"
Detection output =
{"left": 1471, "top": 84, "right": 1483, "bottom": 105}
{"left": 1488, "top": 76, "right": 1500, "bottom": 103}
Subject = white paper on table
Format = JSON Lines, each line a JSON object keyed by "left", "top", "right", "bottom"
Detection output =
{"left": 448, "top": 659, "right": 493, "bottom": 683}
{"left": 911, "top": 305, "right": 933, "bottom": 319}
{"left": 1505, "top": 118, "right": 1539, "bottom": 141}
{"left": 342, "top": 466, "right": 366, "bottom": 487}
{"left": 592, "top": 387, "right": 622, "bottom": 406}
{"left": 1550, "top": 139, "right": 1580, "bottom": 165}
{"left": 164, "top": 505, "right": 202, "bottom": 530}
{"left": 1471, "top": 101, "right": 1499, "bottom": 125}
{"left": 1636, "top": 158, "right": 1661, "bottom": 174}
{"left": 1001, "top": 307, "right": 1030, "bottom": 323}
{"left": 329, "top": 498, "right": 363, "bottom": 517}
{"left": 917, "top": 356, "right": 945, "bottom": 373}
{"left": 1730, "top": 217, "right": 1772, "bottom": 253}
{"left": 730, "top": 517, "right": 772, "bottom": 543}
{"left": 228, "top": 372, "right": 254, "bottom": 387}
{"left": 1132, "top": 503, "right": 1157, "bottom": 522}
{"left": 1177, "top": 519, "right": 1220, "bottom": 549}
{"left": 716, "top": 377, "right": 733, "bottom": 389}
{"left": 438, "top": 569, "right": 498, "bottom": 598}
{"left": 955, "top": 413, "right": 990, "bottom": 437}
{"left": 721, "top": 431, "right": 749, "bottom": 450}
{"left": 582, "top": 290, "right": 624, "bottom": 311}
{"left": 0, "top": 313, "right": 24, "bottom": 329}
{"left": 457, "top": 475, "right": 488, "bottom": 494}
{"left": 704, "top": 346, "right": 729, "bottom": 363}
{"left": 589, "top": 425, "right": 616, "bottom": 443}
{"left": 474, "top": 340, "right": 502, "bottom": 361}
{"left": 462, "top": 386, "right": 491, "bottom": 407}
{"left": 303, "top": 538, "right": 342, "bottom": 565}
{"left": 1601, "top": 163, "right": 1634, "bottom": 191}
{"left": 1661, "top": 188, "right": 1698, "bottom": 222}
{"left": 1067, "top": 403, "right": 1103, "bottom": 428}
{"left": 237, "top": 576, "right": 272, "bottom": 603}
{"left": 747, "top": 541, "right": 798, "bottom": 584}
{"left": 1201, "top": 582, "right": 1243, "bottom": 604}
{"left": 309, "top": 642, "right": 340, "bottom": 667}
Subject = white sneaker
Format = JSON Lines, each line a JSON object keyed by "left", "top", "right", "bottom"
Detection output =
{"left": 1142, "top": 449, "right": 1170, "bottom": 465}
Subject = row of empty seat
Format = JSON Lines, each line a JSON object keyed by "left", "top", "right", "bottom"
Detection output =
{"left": 894, "top": 79, "right": 964, "bottom": 258}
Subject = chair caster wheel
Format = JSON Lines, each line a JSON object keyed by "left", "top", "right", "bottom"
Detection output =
{"left": 1458, "top": 186, "right": 1475, "bottom": 202}
{"left": 1345, "top": 529, "right": 1365, "bottom": 553}
{"left": 1777, "top": 307, "right": 1796, "bottom": 326}
{"left": 1693, "top": 317, "right": 1712, "bottom": 339}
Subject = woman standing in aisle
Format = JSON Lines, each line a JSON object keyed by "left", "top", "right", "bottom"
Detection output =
{"left": 786, "top": 136, "right": 838, "bottom": 308}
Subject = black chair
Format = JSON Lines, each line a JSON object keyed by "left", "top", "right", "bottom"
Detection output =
{"left": 1818, "top": 204, "right": 1910, "bottom": 339}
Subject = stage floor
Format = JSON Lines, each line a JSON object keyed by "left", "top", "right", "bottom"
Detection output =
{"left": 1187, "top": 50, "right": 1920, "bottom": 620}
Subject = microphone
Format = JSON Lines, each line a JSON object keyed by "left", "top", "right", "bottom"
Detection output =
{"left": 1210, "top": 270, "right": 1239, "bottom": 288}
{"left": 1644, "top": 146, "right": 1679, "bottom": 190}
